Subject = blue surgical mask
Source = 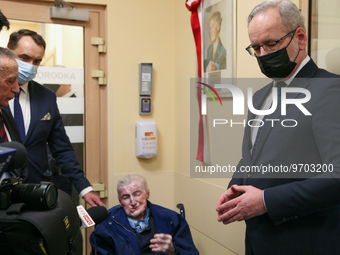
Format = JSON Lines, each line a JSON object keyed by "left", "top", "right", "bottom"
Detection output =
{"left": 15, "top": 59, "right": 38, "bottom": 84}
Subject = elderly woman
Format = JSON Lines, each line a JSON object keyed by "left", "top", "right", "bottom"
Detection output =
{"left": 90, "top": 175, "right": 199, "bottom": 255}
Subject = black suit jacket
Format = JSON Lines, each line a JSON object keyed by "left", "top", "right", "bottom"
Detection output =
{"left": 0, "top": 107, "right": 24, "bottom": 176}
{"left": 5, "top": 81, "right": 90, "bottom": 193}
{"left": 229, "top": 59, "right": 340, "bottom": 254}
{"left": 2, "top": 107, "right": 21, "bottom": 143}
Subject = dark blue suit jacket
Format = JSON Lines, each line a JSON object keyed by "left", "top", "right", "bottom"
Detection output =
{"left": 0, "top": 107, "right": 24, "bottom": 175}
{"left": 6, "top": 80, "right": 90, "bottom": 193}
{"left": 229, "top": 59, "right": 340, "bottom": 254}
{"left": 90, "top": 201, "right": 199, "bottom": 255}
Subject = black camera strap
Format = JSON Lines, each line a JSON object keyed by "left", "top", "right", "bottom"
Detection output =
{"left": 6, "top": 202, "right": 27, "bottom": 215}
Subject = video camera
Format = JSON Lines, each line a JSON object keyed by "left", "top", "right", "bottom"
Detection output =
{"left": 0, "top": 142, "right": 81, "bottom": 255}
{"left": 0, "top": 177, "right": 58, "bottom": 210}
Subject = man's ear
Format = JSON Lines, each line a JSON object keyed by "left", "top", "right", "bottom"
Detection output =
{"left": 296, "top": 27, "right": 307, "bottom": 50}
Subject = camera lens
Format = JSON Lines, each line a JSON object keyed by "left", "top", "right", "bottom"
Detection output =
{"left": 12, "top": 182, "right": 58, "bottom": 210}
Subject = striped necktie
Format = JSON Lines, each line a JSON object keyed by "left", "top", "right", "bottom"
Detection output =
{"left": 14, "top": 90, "right": 25, "bottom": 143}
{"left": 0, "top": 113, "right": 8, "bottom": 143}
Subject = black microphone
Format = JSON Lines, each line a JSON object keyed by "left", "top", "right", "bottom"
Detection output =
{"left": 87, "top": 206, "right": 108, "bottom": 225}
{"left": 77, "top": 205, "right": 108, "bottom": 229}
{"left": 0, "top": 141, "right": 27, "bottom": 176}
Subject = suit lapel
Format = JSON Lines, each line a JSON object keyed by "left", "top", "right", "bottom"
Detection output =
{"left": 251, "top": 59, "right": 317, "bottom": 162}
{"left": 248, "top": 82, "right": 274, "bottom": 120}
{"left": 1, "top": 107, "right": 22, "bottom": 143}
{"left": 244, "top": 83, "right": 273, "bottom": 163}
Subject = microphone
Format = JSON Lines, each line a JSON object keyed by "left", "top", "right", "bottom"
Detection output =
{"left": 77, "top": 205, "right": 108, "bottom": 229}
{"left": 0, "top": 141, "right": 27, "bottom": 176}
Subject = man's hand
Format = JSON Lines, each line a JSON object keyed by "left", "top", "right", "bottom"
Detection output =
{"left": 216, "top": 185, "right": 267, "bottom": 224}
{"left": 216, "top": 184, "right": 242, "bottom": 216}
{"left": 83, "top": 192, "right": 106, "bottom": 207}
{"left": 150, "top": 233, "right": 175, "bottom": 255}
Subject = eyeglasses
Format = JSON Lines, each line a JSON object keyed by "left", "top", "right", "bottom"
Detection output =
{"left": 245, "top": 29, "right": 297, "bottom": 56}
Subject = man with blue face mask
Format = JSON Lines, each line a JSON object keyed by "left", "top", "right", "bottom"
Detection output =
{"left": 6, "top": 29, "right": 105, "bottom": 208}
{"left": 216, "top": 1, "right": 340, "bottom": 254}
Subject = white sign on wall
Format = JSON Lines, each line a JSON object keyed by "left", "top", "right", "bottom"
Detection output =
{"left": 34, "top": 66, "right": 84, "bottom": 85}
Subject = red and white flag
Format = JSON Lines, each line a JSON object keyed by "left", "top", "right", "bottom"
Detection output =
{"left": 186, "top": 0, "right": 211, "bottom": 164}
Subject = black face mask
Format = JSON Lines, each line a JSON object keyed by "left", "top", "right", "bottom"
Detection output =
{"left": 256, "top": 44, "right": 299, "bottom": 79}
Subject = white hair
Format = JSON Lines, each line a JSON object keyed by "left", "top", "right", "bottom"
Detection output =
{"left": 117, "top": 174, "right": 149, "bottom": 200}
{"left": 248, "top": 0, "right": 306, "bottom": 32}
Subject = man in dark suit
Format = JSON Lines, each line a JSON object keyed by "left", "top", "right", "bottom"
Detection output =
{"left": 0, "top": 11, "right": 21, "bottom": 144}
{"left": 6, "top": 29, "right": 104, "bottom": 207}
{"left": 216, "top": 0, "right": 340, "bottom": 254}
{"left": 44, "top": 83, "right": 83, "bottom": 203}
{"left": 0, "top": 47, "right": 20, "bottom": 142}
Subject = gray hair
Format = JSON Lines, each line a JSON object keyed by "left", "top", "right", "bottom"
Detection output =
{"left": 0, "top": 47, "right": 15, "bottom": 59}
{"left": 210, "top": 11, "right": 223, "bottom": 32}
{"left": 117, "top": 174, "right": 149, "bottom": 200}
{"left": 0, "top": 47, "right": 16, "bottom": 71}
{"left": 247, "top": 0, "right": 306, "bottom": 32}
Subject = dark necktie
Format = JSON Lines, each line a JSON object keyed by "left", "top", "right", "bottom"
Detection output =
{"left": 252, "top": 81, "right": 286, "bottom": 157}
{"left": 14, "top": 90, "right": 25, "bottom": 143}
{"left": 0, "top": 113, "right": 8, "bottom": 143}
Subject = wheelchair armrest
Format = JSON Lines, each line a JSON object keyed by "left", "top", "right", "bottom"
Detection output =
{"left": 176, "top": 203, "right": 185, "bottom": 219}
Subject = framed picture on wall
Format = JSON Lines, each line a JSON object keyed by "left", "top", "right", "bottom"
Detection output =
{"left": 309, "top": 0, "right": 340, "bottom": 75}
{"left": 201, "top": 0, "right": 235, "bottom": 97}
